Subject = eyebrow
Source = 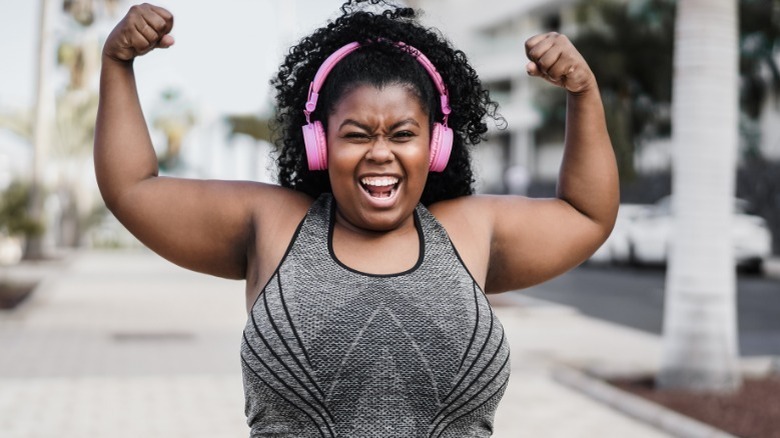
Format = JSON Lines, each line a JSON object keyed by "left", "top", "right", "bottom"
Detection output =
{"left": 338, "top": 118, "right": 421, "bottom": 131}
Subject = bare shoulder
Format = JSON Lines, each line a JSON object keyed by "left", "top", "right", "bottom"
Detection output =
{"left": 245, "top": 184, "right": 314, "bottom": 306}
{"left": 427, "top": 194, "right": 537, "bottom": 229}
{"left": 432, "top": 194, "right": 610, "bottom": 293}
{"left": 189, "top": 179, "right": 313, "bottom": 230}
{"left": 427, "top": 195, "right": 500, "bottom": 290}
{"left": 427, "top": 194, "right": 544, "bottom": 254}
{"left": 429, "top": 195, "right": 488, "bottom": 227}
{"left": 249, "top": 183, "right": 314, "bottom": 234}
{"left": 429, "top": 194, "right": 581, "bottom": 293}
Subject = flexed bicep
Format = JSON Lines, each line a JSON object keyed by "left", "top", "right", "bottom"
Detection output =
{"left": 95, "top": 5, "right": 290, "bottom": 279}
{"left": 110, "top": 179, "right": 291, "bottom": 279}
{"left": 483, "top": 196, "right": 610, "bottom": 293}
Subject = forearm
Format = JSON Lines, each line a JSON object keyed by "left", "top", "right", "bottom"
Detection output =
{"left": 557, "top": 87, "right": 619, "bottom": 229}
{"left": 93, "top": 55, "right": 159, "bottom": 211}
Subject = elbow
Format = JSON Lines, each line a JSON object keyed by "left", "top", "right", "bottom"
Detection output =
{"left": 94, "top": 165, "right": 158, "bottom": 216}
{"left": 93, "top": 143, "right": 159, "bottom": 214}
{"left": 97, "top": 185, "right": 122, "bottom": 215}
{"left": 94, "top": 169, "right": 125, "bottom": 215}
{"left": 560, "top": 194, "right": 619, "bottom": 239}
{"left": 94, "top": 168, "right": 120, "bottom": 213}
{"left": 94, "top": 170, "right": 157, "bottom": 218}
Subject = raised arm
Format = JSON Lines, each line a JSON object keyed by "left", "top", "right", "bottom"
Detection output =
{"left": 94, "top": 4, "right": 287, "bottom": 279}
{"left": 481, "top": 33, "right": 619, "bottom": 292}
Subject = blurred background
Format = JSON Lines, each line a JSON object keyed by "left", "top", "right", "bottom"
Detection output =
{"left": 1, "top": 0, "right": 778, "bottom": 266}
{"left": 0, "top": 0, "right": 348, "bottom": 257}
{"left": 0, "top": 0, "right": 779, "bottom": 437}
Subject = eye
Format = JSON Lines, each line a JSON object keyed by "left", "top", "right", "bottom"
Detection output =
{"left": 390, "top": 131, "right": 416, "bottom": 142}
{"left": 343, "top": 132, "right": 372, "bottom": 143}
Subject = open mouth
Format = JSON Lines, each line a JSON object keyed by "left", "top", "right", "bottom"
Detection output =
{"left": 360, "top": 176, "right": 400, "bottom": 199}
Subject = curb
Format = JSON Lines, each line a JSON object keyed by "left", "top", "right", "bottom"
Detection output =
{"left": 552, "top": 365, "right": 739, "bottom": 438}
{"left": 0, "top": 252, "right": 76, "bottom": 320}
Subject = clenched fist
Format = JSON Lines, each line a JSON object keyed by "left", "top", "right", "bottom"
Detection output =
{"left": 103, "top": 3, "right": 174, "bottom": 62}
{"left": 525, "top": 33, "right": 595, "bottom": 95}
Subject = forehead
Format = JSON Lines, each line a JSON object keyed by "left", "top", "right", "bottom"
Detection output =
{"left": 328, "top": 83, "right": 428, "bottom": 123}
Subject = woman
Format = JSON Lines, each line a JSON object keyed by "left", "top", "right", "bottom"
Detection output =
{"left": 95, "top": 1, "right": 618, "bottom": 436}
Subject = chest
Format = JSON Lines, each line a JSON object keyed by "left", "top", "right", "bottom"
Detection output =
{"left": 242, "top": 253, "right": 510, "bottom": 435}
{"left": 245, "top": 205, "right": 499, "bottom": 395}
{"left": 241, "top": 197, "right": 510, "bottom": 435}
{"left": 246, "top": 199, "right": 491, "bottom": 310}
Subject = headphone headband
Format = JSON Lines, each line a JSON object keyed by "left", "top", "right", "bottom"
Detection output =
{"left": 303, "top": 41, "right": 451, "bottom": 124}
{"left": 301, "top": 41, "right": 454, "bottom": 173}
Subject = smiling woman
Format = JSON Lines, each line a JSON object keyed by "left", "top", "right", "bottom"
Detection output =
{"left": 94, "top": 0, "right": 618, "bottom": 436}
{"left": 328, "top": 84, "right": 431, "bottom": 232}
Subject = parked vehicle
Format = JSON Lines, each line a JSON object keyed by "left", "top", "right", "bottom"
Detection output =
{"left": 625, "top": 197, "right": 772, "bottom": 273}
{"left": 589, "top": 204, "right": 649, "bottom": 264}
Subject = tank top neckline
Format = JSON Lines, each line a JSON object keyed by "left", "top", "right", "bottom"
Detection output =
{"left": 325, "top": 195, "right": 426, "bottom": 278}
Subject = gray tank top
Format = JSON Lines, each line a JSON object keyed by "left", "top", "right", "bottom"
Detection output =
{"left": 241, "top": 194, "right": 510, "bottom": 437}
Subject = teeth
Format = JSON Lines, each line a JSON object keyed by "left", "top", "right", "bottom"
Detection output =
{"left": 360, "top": 176, "right": 399, "bottom": 187}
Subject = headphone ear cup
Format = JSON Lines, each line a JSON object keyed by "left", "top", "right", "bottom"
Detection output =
{"left": 429, "top": 123, "right": 453, "bottom": 172}
{"left": 302, "top": 121, "right": 328, "bottom": 170}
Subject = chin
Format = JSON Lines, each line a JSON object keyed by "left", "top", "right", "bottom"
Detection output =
{"left": 356, "top": 207, "right": 409, "bottom": 232}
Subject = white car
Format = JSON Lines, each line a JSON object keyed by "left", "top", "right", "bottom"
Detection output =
{"left": 589, "top": 204, "right": 650, "bottom": 264}
{"left": 624, "top": 197, "right": 772, "bottom": 273}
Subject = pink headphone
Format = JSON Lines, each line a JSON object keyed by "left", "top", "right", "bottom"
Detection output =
{"left": 302, "top": 41, "right": 453, "bottom": 172}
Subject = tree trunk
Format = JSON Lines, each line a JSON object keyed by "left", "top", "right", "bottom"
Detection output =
{"left": 659, "top": 0, "right": 741, "bottom": 391}
{"left": 26, "top": 0, "right": 55, "bottom": 260}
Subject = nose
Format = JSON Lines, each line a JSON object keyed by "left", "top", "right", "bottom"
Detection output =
{"left": 365, "top": 136, "right": 394, "bottom": 164}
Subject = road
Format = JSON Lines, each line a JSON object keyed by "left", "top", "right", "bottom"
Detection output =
{"left": 510, "top": 264, "right": 780, "bottom": 356}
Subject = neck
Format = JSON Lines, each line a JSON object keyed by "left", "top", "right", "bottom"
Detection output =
{"left": 333, "top": 206, "right": 417, "bottom": 238}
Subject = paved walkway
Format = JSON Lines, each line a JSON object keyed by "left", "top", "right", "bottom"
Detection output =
{"left": 0, "top": 250, "right": 670, "bottom": 437}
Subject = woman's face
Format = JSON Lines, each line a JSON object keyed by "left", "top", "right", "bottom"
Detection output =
{"left": 326, "top": 83, "right": 430, "bottom": 232}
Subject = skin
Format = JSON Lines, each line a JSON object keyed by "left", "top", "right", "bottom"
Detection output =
{"left": 328, "top": 84, "right": 431, "bottom": 275}
{"left": 95, "top": 4, "right": 619, "bottom": 311}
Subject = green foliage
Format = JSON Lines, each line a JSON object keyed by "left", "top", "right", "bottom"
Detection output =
{"left": 0, "top": 182, "right": 44, "bottom": 238}
{"left": 153, "top": 89, "right": 196, "bottom": 172}
{"left": 535, "top": 0, "right": 780, "bottom": 178}
{"left": 56, "top": 91, "right": 99, "bottom": 156}
{"left": 739, "top": 0, "right": 780, "bottom": 156}
{"left": 225, "top": 114, "right": 274, "bottom": 143}
{"left": 575, "top": 0, "right": 675, "bottom": 108}
{"left": 0, "top": 110, "right": 33, "bottom": 141}
{"left": 535, "top": 0, "right": 675, "bottom": 181}
{"left": 740, "top": 0, "right": 780, "bottom": 117}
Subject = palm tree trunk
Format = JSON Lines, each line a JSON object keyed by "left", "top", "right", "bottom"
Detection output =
{"left": 659, "top": 0, "right": 741, "bottom": 391}
{"left": 26, "top": 0, "right": 55, "bottom": 259}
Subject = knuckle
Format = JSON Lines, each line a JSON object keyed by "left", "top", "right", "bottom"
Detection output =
{"left": 153, "top": 16, "right": 167, "bottom": 30}
{"left": 527, "top": 47, "right": 542, "bottom": 61}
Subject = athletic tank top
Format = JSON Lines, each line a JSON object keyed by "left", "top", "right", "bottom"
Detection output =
{"left": 241, "top": 194, "right": 510, "bottom": 437}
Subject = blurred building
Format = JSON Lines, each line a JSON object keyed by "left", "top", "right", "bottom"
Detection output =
{"left": 411, "top": 0, "right": 780, "bottom": 192}
{"left": 409, "top": 0, "right": 580, "bottom": 192}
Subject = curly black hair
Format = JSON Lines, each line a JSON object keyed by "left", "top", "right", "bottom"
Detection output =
{"left": 271, "top": 0, "right": 501, "bottom": 206}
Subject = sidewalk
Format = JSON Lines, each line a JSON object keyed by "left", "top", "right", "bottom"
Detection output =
{"left": 0, "top": 250, "right": 671, "bottom": 438}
